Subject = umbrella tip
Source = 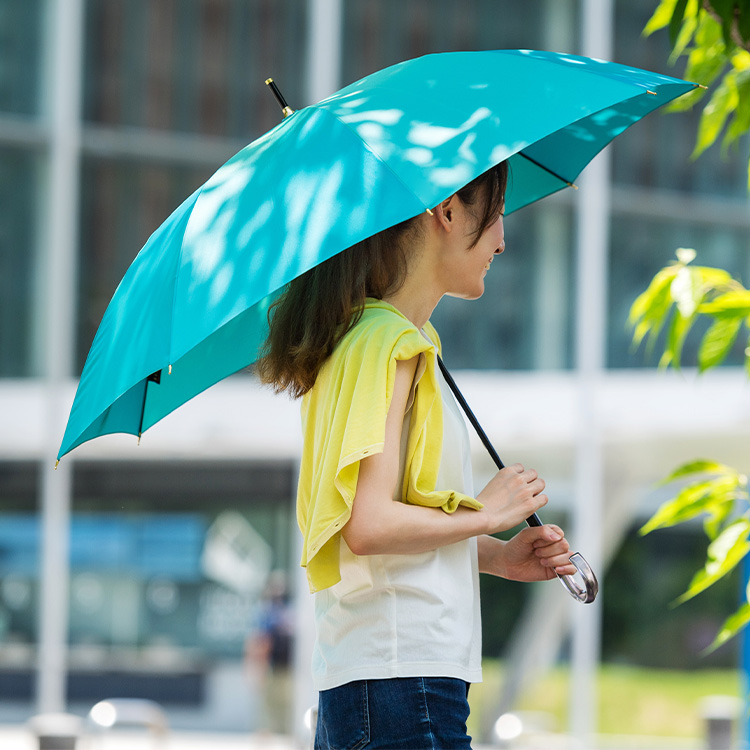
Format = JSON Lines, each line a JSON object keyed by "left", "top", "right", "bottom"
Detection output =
{"left": 266, "top": 77, "right": 295, "bottom": 118}
{"left": 54, "top": 459, "right": 59, "bottom": 470}
{"left": 647, "top": 90, "right": 657, "bottom": 96}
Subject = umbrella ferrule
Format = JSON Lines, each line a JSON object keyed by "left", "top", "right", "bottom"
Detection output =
{"left": 266, "top": 78, "right": 295, "bottom": 118}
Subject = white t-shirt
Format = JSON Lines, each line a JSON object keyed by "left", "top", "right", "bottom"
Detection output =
{"left": 311, "top": 359, "right": 482, "bottom": 691}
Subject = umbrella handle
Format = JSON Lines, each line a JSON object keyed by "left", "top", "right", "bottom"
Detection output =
{"left": 526, "top": 513, "right": 598, "bottom": 603}
{"left": 560, "top": 552, "right": 599, "bottom": 603}
{"left": 436, "top": 355, "right": 599, "bottom": 604}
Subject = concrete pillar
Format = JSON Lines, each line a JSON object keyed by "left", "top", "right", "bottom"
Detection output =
{"left": 306, "top": 0, "right": 343, "bottom": 104}
{"left": 569, "top": 0, "right": 613, "bottom": 743}
{"left": 291, "top": 2, "right": 344, "bottom": 742}
{"left": 36, "top": 0, "right": 85, "bottom": 713}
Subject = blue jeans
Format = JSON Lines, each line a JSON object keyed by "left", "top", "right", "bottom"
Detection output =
{"left": 315, "top": 677, "right": 472, "bottom": 749}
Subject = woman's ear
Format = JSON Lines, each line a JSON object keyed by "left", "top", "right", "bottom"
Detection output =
{"left": 434, "top": 195, "right": 456, "bottom": 232}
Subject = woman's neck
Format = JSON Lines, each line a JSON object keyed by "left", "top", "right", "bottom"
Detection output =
{"left": 382, "top": 285, "right": 441, "bottom": 330}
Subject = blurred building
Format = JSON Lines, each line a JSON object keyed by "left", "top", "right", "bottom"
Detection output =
{"left": 0, "top": 0, "right": 748, "bottom": 741}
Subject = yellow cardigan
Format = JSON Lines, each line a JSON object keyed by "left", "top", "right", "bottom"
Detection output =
{"left": 297, "top": 299, "right": 483, "bottom": 592}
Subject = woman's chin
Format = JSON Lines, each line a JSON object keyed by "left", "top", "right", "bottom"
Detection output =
{"left": 445, "top": 287, "right": 484, "bottom": 301}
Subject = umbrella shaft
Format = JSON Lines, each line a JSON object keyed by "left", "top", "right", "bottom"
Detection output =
{"left": 436, "top": 355, "right": 541, "bottom": 528}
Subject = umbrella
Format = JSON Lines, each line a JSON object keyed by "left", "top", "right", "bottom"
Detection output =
{"left": 58, "top": 49, "right": 697, "bottom": 461}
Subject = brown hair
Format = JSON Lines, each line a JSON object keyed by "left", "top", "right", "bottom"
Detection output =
{"left": 255, "top": 161, "right": 508, "bottom": 397}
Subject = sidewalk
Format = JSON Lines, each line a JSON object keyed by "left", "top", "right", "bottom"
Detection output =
{"left": 0, "top": 725, "right": 298, "bottom": 749}
{"left": 2, "top": 724, "right": 714, "bottom": 750}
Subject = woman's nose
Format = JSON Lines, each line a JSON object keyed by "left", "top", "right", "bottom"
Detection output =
{"left": 495, "top": 242, "right": 505, "bottom": 255}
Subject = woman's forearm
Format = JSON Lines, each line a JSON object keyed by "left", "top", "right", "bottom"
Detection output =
{"left": 343, "top": 501, "right": 490, "bottom": 556}
{"left": 477, "top": 534, "right": 507, "bottom": 576}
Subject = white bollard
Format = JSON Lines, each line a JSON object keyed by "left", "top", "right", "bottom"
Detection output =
{"left": 700, "top": 695, "right": 741, "bottom": 750}
{"left": 27, "top": 713, "right": 83, "bottom": 750}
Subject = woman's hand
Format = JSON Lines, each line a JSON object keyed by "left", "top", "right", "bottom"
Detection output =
{"left": 476, "top": 464, "right": 549, "bottom": 536}
{"left": 478, "top": 525, "right": 577, "bottom": 581}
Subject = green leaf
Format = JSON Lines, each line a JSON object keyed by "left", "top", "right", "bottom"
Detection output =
{"left": 695, "top": 8, "right": 726, "bottom": 47}
{"left": 644, "top": 0, "right": 680, "bottom": 36}
{"left": 699, "top": 290, "right": 750, "bottom": 315}
{"left": 640, "top": 476, "right": 740, "bottom": 534}
{"left": 630, "top": 284, "right": 676, "bottom": 356}
{"left": 699, "top": 315, "right": 744, "bottom": 370}
{"left": 704, "top": 601, "right": 750, "bottom": 653}
{"left": 694, "top": 264, "right": 736, "bottom": 288}
{"left": 629, "top": 266, "right": 680, "bottom": 325}
{"left": 704, "top": 499, "right": 734, "bottom": 540}
{"left": 724, "top": 70, "right": 750, "bottom": 146}
{"left": 629, "top": 266, "right": 681, "bottom": 355}
{"left": 675, "top": 518, "right": 750, "bottom": 604}
{"left": 669, "top": 0, "right": 702, "bottom": 58}
{"left": 710, "top": 0, "right": 740, "bottom": 50}
{"left": 739, "top": 0, "right": 750, "bottom": 44}
{"left": 693, "top": 77, "right": 738, "bottom": 158}
{"left": 659, "top": 458, "right": 737, "bottom": 484}
{"left": 670, "top": 0, "right": 690, "bottom": 46}
{"left": 662, "top": 308, "right": 696, "bottom": 368}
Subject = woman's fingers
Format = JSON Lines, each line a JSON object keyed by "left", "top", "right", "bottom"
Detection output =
{"left": 552, "top": 562, "right": 578, "bottom": 576}
{"left": 532, "top": 525, "right": 572, "bottom": 570}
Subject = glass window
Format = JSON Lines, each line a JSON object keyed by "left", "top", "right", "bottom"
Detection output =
{"left": 0, "top": 461, "right": 295, "bottom": 705}
{"left": 0, "top": 462, "right": 39, "bottom": 701}
{"left": 342, "top": 0, "right": 579, "bottom": 81}
{"left": 0, "top": 148, "right": 39, "bottom": 378}
{"left": 0, "top": 0, "right": 43, "bottom": 116}
{"left": 69, "top": 461, "right": 295, "bottom": 660}
{"left": 433, "top": 200, "right": 576, "bottom": 370}
{"left": 83, "top": 0, "right": 308, "bottom": 139}
{"left": 76, "top": 158, "right": 214, "bottom": 372}
{"left": 608, "top": 212, "right": 750, "bottom": 368}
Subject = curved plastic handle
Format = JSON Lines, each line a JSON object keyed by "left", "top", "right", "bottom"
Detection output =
{"left": 557, "top": 551, "right": 598, "bottom": 604}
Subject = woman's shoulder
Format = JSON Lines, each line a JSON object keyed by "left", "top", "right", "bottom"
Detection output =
{"left": 345, "top": 300, "right": 436, "bottom": 355}
{"left": 320, "top": 302, "right": 430, "bottom": 376}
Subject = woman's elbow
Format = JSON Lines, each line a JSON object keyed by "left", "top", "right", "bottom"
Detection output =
{"left": 341, "top": 521, "right": 380, "bottom": 556}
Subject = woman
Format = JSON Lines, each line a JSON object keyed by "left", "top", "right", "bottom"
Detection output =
{"left": 257, "top": 161, "right": 577, "bottom": 749}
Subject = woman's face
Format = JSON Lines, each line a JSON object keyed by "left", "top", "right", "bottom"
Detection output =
{"left": 441, "top": 198, "right": 505, "bottom": 301}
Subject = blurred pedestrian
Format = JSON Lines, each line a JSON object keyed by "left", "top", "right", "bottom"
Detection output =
{"left": 245, "top": 571, "right": 294, "bottom": 735}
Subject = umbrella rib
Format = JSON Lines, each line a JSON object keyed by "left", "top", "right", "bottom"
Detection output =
{"left": 137, "top": 380, "right": 149, "bottom": 443}
{"left": 516, "top": 152, "right": 577, "bottom": 189}
{"left": 310, "top": 105, "right": 434, "bottom": 215}
{"left": 138, "top": 370, "right": 162, "bottom": 442}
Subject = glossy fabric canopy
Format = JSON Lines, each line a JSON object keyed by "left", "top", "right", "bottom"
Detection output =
{"left": 58, "top": 49, "right": 695, "bottom": 459}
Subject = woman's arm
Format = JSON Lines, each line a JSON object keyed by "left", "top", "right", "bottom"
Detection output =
{"left": 342, "top": 356, "right": 550, "bottom": 557}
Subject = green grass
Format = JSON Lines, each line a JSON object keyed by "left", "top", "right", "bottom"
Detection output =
{"left": 468, "top": 661, "right": 741, "bottom": 740}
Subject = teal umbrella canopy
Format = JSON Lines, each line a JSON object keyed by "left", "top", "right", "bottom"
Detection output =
{"left": 58, "top": 49, "right": 696, "bottom": 460}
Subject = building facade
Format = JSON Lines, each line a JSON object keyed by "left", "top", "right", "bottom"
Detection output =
{"left": 1, "top": 0, "right": 748, "bottom": 740}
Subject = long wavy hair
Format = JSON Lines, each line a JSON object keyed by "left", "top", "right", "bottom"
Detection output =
{"left": 255, "top": 161, "right": 508, "bottom": 397}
